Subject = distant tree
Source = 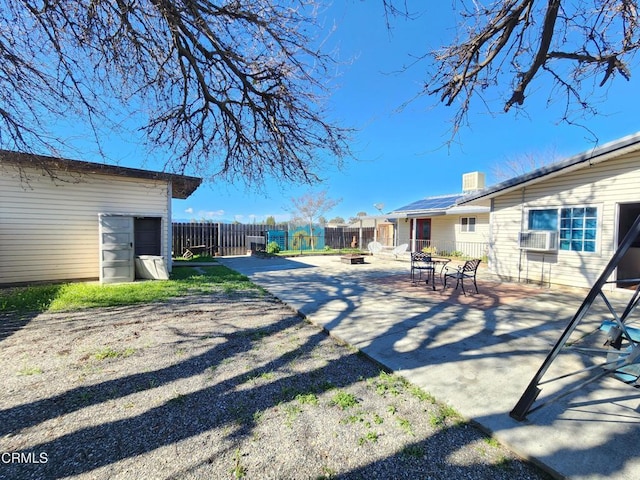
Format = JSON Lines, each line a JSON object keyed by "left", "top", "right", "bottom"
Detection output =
{"left": 288, "top": 190, "right": 341, "bottom": 249}
{"left": 347, "top": 211, "right": 369, "bottom": 224}
{"left": 265, "top": 216, "right": 277, "bottom": 226}
{"left": 384, "top": 1, "right": 640, "bottom": 136}
{"left": 1, "top": 0, "right": 352, "bottom": 187}
{"left": 491, "top": 147, "right": 562, "bottom": 182}
{"left": 329, "top": 216, "right": 346, "bottom": 224}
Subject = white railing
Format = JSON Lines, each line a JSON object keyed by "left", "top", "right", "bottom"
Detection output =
{"left": 414, "top": 240, "right": 488, "bottom": 260}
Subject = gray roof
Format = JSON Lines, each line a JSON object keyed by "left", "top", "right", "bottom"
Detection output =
{"left": 0, "top": 150, "right": 202, "bottom": 199}
{"left": 458, "top": 131, "right": 640, "bottom": 205}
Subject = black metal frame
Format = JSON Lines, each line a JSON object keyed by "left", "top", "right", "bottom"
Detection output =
{"left": 510, "top": 215, "right": 640, "bottom": 421}
{"left": 444, "top": 259, "right": 481, "bottom": 295}
{"left": 411, "top": 252, "right": 436, "bottom": 289}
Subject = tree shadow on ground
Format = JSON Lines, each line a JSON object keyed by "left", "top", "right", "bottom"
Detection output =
{"left": 0, "top": 290, "right": 550, "bottom": 479}
{"left": 221, "top": 255, "right": 640, "bottom": 479}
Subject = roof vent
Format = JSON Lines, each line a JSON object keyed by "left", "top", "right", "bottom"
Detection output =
{"left": 462, "top": 172, "right": 485, "bottom": 192}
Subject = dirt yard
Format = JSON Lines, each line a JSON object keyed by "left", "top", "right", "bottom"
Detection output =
{"left": 0, "top": 291, "right": 551, "bottom": 479}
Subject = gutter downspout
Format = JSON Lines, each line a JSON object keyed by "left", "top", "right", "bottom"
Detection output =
{"left": 518, "top": 187, "right": 526, "bottom": 283}
{"left": 489, "top": 198, "right": 494, "bottom": 271}
{"left": 168, "top": 182, "right": 173, "bottom": 273}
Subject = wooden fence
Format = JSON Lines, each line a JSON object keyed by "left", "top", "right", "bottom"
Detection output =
{"left": 172, "top": 222, "right": 284, "bottom": 257}
{"left": 171, "top": 223, "right": 375, "bottom": 257}
{"left": 324, "top": 227, "right": 375, "bottom": 250}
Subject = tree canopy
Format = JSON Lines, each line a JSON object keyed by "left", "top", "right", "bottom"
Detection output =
{"left": 0, "top": 0, "right": 351, "bottom": 186}
{"left": 386, "top": 0, "right": 640, "bottom": 134}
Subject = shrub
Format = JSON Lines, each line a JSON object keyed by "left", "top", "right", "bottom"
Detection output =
{"left": 266, "top": 241, "right": 281, "bottom": 254}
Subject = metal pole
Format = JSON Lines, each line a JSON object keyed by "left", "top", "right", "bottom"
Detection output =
{"left": 511, "top": 214, "right": 640, "bottom": 420}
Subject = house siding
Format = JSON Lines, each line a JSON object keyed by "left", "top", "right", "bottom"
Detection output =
{"left": 396, "top": 213, "right": 490, "bottom": 256}
{"left": 488, "top": 151, "right": 640, "bottom": 289}
{"left": 432, "top": 214, "right": 490, "bottom": 248}
{"left": 0, "top": 162, "right": 170, "bottom": 285}
{"left": 396, "top": 221, "right": 410, "bottom": 246}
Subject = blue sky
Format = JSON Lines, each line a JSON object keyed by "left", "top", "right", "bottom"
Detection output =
{"left": 62, "top": 2, "right": 640, "bottom": 223}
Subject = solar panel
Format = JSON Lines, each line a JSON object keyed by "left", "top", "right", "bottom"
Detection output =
{"left": 393, "top": 194, "right": 463, "bottom": 213}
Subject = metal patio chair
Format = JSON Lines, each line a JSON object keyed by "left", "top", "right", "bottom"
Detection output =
{"left": 444, "top": 258, "right": 481, "bottom": 295}
{"left": 410, "top": 252, "right": 435, "bottom": 286}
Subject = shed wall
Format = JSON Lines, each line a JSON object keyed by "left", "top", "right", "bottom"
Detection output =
{"left": 0, "top": 162, "right": 169, "bottom": 284}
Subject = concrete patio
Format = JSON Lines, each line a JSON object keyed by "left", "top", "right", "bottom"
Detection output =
{"left": 217, "top": 254, "right": 640, "bottom": 480}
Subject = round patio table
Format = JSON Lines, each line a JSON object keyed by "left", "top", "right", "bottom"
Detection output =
{"left": 426, "top": 257, "right": 451, "bottom": 290}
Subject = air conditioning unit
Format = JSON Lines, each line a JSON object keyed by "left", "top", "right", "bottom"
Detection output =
{"left": 519, "top": 231, "right": 558, "bottom": 251}
{"left": 462, "top": 171, "right": 486, "bottom": 192}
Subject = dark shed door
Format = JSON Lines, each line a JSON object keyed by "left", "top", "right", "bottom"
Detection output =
{"left": 135, "top": 217, "right": 162, "bottom": 256}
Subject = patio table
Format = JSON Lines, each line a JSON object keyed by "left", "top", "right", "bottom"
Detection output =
{"left": 411, "top": 254, "right": 450, "bottom": 290}
{"left": 427, "top": 257, "right": 451, "bottom": 290}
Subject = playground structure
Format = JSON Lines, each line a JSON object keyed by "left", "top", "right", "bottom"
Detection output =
{"left": 511, "top": 215, "right": 640, "bottom": 421}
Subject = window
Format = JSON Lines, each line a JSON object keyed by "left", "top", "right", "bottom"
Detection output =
{"left": 527, "top": 207, "right": 598, "bottom": 252}
{"left": 559, "top": 207, "right": 597, "bottom": 252}
{"left": 528, "top": 209, "right": 558, "bottom": 231}
{"left": 461, "top": 217, "right": 476, "bottom": 233}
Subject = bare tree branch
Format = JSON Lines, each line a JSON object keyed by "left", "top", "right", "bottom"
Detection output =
{"left": 0, "top": 0, "right": 352, "bottom": 187}
{"left": 385, "top": 0, "right": 640, "bottom": 138}
{"left": 505, "top": 0, "right": 560, "bottom": 110}
{"left": 491, "top": 146, "right": 562, "bottom": 181}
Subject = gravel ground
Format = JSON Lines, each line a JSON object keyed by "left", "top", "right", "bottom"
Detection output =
{"left": 0, "top": 291, "right": 552, "bottom": 480}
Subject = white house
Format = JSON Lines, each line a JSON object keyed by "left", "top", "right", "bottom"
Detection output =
{"left": 389, "top": 172, "right": 491, "bottom": 259}
{"left": 0, "top": 151, "right": 201, "bottom": 285}
{"left": 458, "top": 132, "right": 640, "bottom": 290}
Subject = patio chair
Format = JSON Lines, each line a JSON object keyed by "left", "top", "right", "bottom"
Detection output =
{"left": 392, "top": 243, "right": 409, "bottom": 259}
{"left": 367, "top": 241, "right": 383, "bottom": 254}
{"left": 410, "top": 252, "right": 435, "bottom": 286}
{"left": 443, "top": 259, "right": 481, "bottom": 295}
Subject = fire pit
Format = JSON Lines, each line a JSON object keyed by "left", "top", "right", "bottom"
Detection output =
{"left": 340, "top": 254, "right": 365, "bottom": 265}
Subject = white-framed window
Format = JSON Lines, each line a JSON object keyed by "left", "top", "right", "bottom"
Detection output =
{"left": 527, "top": 206, "right": 598, "bottom": 252}
{"left": 461, "top": 217, "right": 476, "bottom": 233}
